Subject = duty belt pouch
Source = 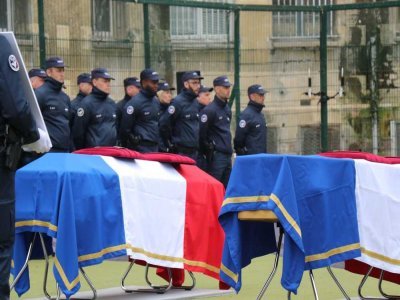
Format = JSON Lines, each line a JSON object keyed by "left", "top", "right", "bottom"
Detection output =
{"left": 4, "top": 126, "right": 22, "bottom": 171}
{"left": 5, "top": 142, "right": 22, "bottom": 171}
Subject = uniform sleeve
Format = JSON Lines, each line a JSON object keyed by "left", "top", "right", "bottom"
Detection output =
{"left": 71, "top": 101, "right": 90, "bottom": 150}
{"left": 234, "top": 112, "right": 250, "bottom": 151}
{"left": 159, "top": 101, "right": 181, "bottom": 145}
{"left": 0, "top": 40, "right": 39, "bottom": 144}
{"left": 119, "top": 99, "right": 136, "bottom": 147}
{"left": 199, "top": 106, "right": 214, "bottom": 148}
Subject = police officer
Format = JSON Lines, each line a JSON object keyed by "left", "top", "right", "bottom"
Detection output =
{"left": 199, "top": 75, "right": 233, "bottom": 187}
{"left": 157, "top": 81, "right": 175, "bottom": 152}
{"left": 197, "top": 84, "right": 213, "bottom": 171}
{"left": 70, "top": 73, "right": 92, "bottom": 124}
{"left": 72, "top": 68, "right": 117, "bottom": 150}
{"left": 28, "top": 68, "right": 46, "bottom": 90}
{"left": 234, "top": 84, "right": 267, "bottom": 155}
{"left": 0, "top": 35, "right": 40, "bottom": 300}
{"left": 35, "top": 56, "right": 71, "bottom": 152}
{"left": 159, "top": 71, "right": 203, "bottom": 160}
{"left": 116, "top": 77, "right": 141, "bottom": 139}
{"left": 119, "top": 68, "right": 160, "bottom": 153}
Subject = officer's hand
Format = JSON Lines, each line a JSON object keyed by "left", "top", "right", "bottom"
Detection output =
{"left": 127, "top": 134, "right": 141, "bottom": 149}
{"left": 22, "top": 128, "right": 52, "bottom": 153}
{"left": 167, "top": 141, "right": 177, "bottom": 153}
{"left": 235, "top": 147, "right": 247, "bottom": 156}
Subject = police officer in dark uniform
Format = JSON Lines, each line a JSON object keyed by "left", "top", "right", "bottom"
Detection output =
{"left": 234, "top": 84, "right": 267, "bottom": 155}
{"left": 116, "top": 77, "right": 140, "bottom": 140}
{"left": 0, "top": 35, "right": 40, "bottom": 300}
{"left": 197, "top": 84, "right": 213, "bottom": 171}
{"left": 120, "top": 68, "right": 160, "bottom": 153}
{"left": 157, "top": 81, "right": 175, "bottom": 152}
{"left": 71, "top": 73, "right": 92, "bottom": 112}
{"left": 72, "top": 68, "right": 117, "bottom": 150}
{"left": 28, "top": 68, "right": 47, "bottom": 90}
{"left": 35, "top": 57, "right": 71, "bottom": 152}
{"left": 199, "top": 75, "right": 233, "bottom": 187}
{"left": 159, "top": 71, "right": 203, "bottom": 160}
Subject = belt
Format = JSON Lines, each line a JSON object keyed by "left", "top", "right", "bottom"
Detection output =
{"left": 177, "top": 145, "right": 197, "bottom": 155}
{"left": 139, "top": 140, "right": 158, "bottom": 147}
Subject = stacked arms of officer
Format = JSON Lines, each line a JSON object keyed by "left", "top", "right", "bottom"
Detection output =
{"left": 159, "top": 100, "right": 180, "bottom": 152}
{"left": 199, "top": 107, "right": 215, "bottom": 162}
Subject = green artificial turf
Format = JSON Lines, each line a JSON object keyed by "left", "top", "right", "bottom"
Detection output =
{"left": 11, "top": 255, "right": 400, "bottom": 299}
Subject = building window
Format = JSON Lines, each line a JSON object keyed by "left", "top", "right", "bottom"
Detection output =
{"left": 170, "top": 1, "right": 231, "bottom": 40}
{"left": 92, "top": 0, "right": 112, "bottom": 38}
{"left": 0, "top": 0, "right": 31, "bottom": 33}
{"left": 272, "top": 0, "right": 335, "bottom": 38}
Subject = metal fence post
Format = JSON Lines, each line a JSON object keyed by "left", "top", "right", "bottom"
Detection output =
{"left": 143, "top": 3, "right": 151, "bottom": 68}
{"left": 38, "top": 0, "right": 46, "bottom": 69}
{"left": 319, "top": 8, "right": 328, "bottom": 152}
{"left": 233, "top": 9, "right": 241, "bottom": 121}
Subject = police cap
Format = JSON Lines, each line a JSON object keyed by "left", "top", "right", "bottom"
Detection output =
{"left": 91, "top": 68, "right": 115, "bottom": 80}
{"left": 28, "top": 68, "right": 47, "bottom": 78}
{"left": 199, "top": 85, "right": 213, "bottom": 93}
{"left": 45, "top": 56, "right": 65, "bottom": 69}
{"left": 248, "top": 84, "right": 267, "bottom": 96}
{"left": 158, "top": 81, "right": 176, "bottom": 91}
{"left": 77, "top": 73, "right": 91, "bottom": 85}
{"left": 213, "top": 75, "right": 232, "bottom": 87}
{"left": 124, "top": 77, "right": 141, "bottom": 88}
{"left": 140, "top": 69, "right": 160, "bottom": 81}
{"left": 182, "top": 71, "right": 203, "bottom": 82}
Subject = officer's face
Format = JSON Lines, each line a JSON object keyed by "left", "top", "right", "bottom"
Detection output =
{"left": 250, "top": 93, "right": 266, "bottom": 105}
{"left": 142, "top": 79, "right": 159, "bottom": 94}
{"left": 30, "top": 76, "right": 45, "bottom": 90}
{"left": 215, "top": 85, "right": 231, "bottom": 101}
{"left": 198, "top": 92, "right": 212, "bottom": 106}
{"left": 79, "top": 82, "right": 92, "bottom": 96}
{"left": 126, "top": 85, "right": 140, "bottom": 97}
{"left": 93, "top": 78, "right": 111, "bottom": 94}
{"left": 158, "top": 90, "right": 173, "bottom": 104}
{"left": 46, "top": 67, "right": 65, "bottom": 83}
{"left": 185, "top": 80, "right": 201, "bottom": 95}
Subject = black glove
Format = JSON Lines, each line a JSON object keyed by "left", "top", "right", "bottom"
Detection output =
{"left": 167, "top": 141, "right": 177, "bottom": 153}
{"left": 205, "top": 141, "right": 215, "bottom": 163}
{"left": 235, "top": 146, "right": 247, "bottom": 156}
{"left": 127, "top": 134, "right": 142, "bottom": 149}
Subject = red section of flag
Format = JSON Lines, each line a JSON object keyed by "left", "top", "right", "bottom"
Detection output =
{"left": 320, "top": 151, "right": 400, "bottom": 285}
{"left": 74, "top": 146, "right": 195, "bottom": 165}
{"left": 345, "top": 260, "right": 400, "bottom": 284}
{"left": 176, "top": 164, "right": 225, "bottom": 281}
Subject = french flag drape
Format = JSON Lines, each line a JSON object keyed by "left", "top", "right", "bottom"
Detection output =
{"left": 321, "top": 151, "right": 400, "bottom": 285}
{"left": 13, "top": 148, "right": 225, "bottom": 298}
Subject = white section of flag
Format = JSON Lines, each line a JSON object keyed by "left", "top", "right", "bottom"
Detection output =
{"left": 355, "top": 159, "right": 400, "bottom": 273}
{"left": 101, "top": 156, "right": 187, "bottom": 268}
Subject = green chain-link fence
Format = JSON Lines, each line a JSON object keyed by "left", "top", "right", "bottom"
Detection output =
{"left": 3, "top": 0, "right": 400, "bottom": 155}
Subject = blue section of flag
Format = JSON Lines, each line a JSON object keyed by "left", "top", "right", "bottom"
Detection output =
{"left": 13, "top": 153, "right": 127, "bottom": 297}
{"left": 219, "top": 154, "right": 361, "bottom": 293}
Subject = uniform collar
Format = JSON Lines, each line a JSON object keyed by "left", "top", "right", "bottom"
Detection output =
{"left": 123, "top": 94, "right": 132, "bottom": 102}
{"left": 248, "top": 100, "right": 265, "bottom": 112}
{"left": 77, "top": 91, "right": 87, "bottom": 98}
{"left": 45, "top": 77, "right": 64, "bottom": 91}
{"left": 91, "top": 86, "right": 109, "bottom": 99}
{"left": 214, "top": 96, "right": 227, "bottom": 107}
{"left": 182, "top": 88, "right": 198, "bottom": 100}
{"left": 140, "top": 88, "right": 157, "bottom": 99}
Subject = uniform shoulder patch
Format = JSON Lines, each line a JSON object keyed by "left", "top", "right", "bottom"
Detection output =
{"left": 8, "top": 55, "right": 19, "bottom": 71}
{"left": 126, "top": 105, "right": 134, "bottom": 115}
{"left": 201, "top": 114, "right": 208, "bottom": 123}
{"left": 77, "top": 108, "right": 84, "bottom": 117}
{"left": 168, "top": 105, "right": 176, "bottom": 114}
{"left": 239, "top": 120, "right": 246, "bottom": 128}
